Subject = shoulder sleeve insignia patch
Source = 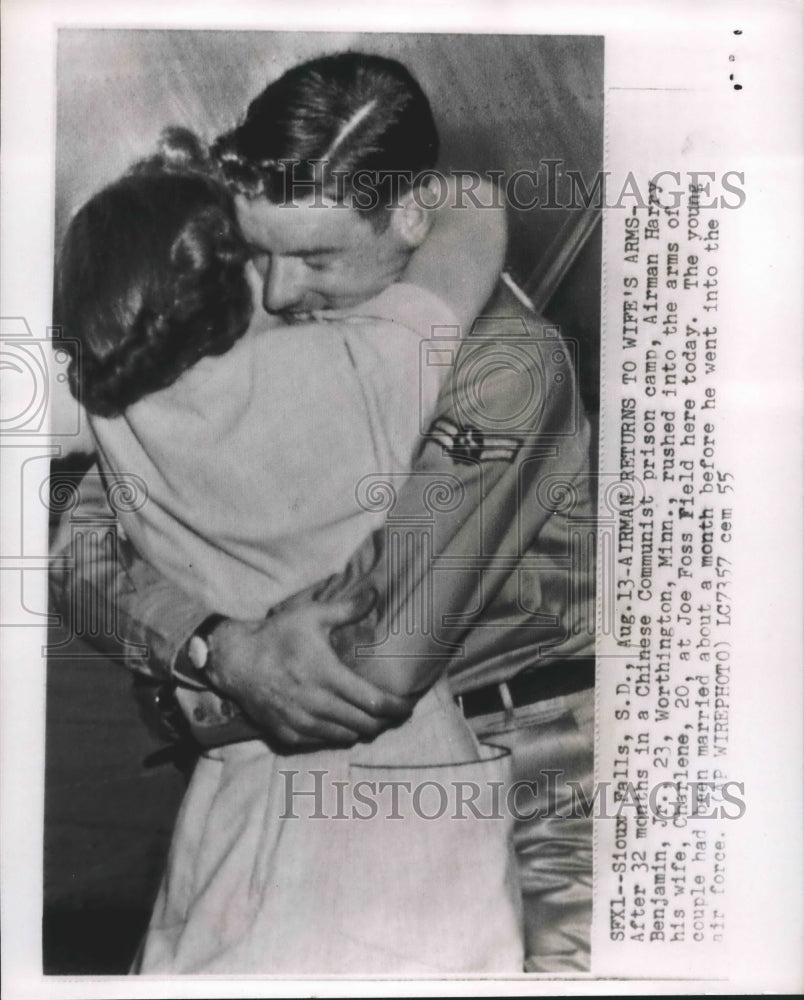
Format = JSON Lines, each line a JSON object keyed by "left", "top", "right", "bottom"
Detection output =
{"left": 430, "top": 416, "right": 522, "bottom": 464}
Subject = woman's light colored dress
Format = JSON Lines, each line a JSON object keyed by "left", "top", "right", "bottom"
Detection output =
{"left": 90, "top": 283, "right": 523, "bottom": 974}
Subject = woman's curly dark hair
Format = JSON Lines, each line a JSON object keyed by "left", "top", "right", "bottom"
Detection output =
{"left": 56, "top": 136, "right": 253, "bottom": 417}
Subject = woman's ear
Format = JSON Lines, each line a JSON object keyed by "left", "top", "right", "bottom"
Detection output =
{"left": 390, "top": 187, "right": 434, "bottom": 249}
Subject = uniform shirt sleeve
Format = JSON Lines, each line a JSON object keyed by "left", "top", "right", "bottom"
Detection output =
{"left": 330, "top": 276, "right": 596, "bottom": 695}
{"left": 49, "top": 462, "right": 209, "bottom": 681}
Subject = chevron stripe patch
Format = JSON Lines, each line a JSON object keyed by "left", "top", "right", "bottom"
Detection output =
{"left": 430, "top": 416, "right": 522, "bottom": 464}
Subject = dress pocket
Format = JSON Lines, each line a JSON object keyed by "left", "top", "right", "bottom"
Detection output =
{"left": 323, "top": 743, "right": 524, "bottom": 975}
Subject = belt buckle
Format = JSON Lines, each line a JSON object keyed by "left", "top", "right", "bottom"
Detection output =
{"left": 456, "top": 680, "right": 516, "bottom": 720}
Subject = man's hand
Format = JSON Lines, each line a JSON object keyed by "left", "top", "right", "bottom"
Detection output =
{"left": 203, "top": 589, "right": 415, "bottom": 751}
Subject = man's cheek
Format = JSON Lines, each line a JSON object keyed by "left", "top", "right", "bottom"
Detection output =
{"left": 347, "top": 266, "right": 382, "bottom": 294}
{"left": 323, "top": 271, "right": 362, "bottom": 303}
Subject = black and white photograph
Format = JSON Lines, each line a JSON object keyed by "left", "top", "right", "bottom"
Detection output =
{"left": 1, "top": 2, "right": 802, "bottom": 996}
{"left": 44, "top": 28, "right": 602, "bottom": 977}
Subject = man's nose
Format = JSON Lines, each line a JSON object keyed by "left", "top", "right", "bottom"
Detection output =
{"left": 263, "top": 257, "right": 305, "bottom": 314}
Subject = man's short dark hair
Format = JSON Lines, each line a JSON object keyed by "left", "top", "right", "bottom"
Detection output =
{"left": 56, "top": 168, "right": 253, "bottom": 418}
{"left": 212, "top": 51, "right": 439, "bottom": 226}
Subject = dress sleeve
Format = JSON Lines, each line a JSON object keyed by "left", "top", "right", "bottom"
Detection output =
{"left": 351, "top": 281, "right": 462, "bottom": 340}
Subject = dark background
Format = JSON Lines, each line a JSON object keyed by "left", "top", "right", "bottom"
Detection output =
{"left": 47, "top": 30, "right": 603, "bottom": 972}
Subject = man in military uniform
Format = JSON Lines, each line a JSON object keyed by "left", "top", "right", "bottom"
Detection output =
{"left": 50, "top": 51, "right": 596, "bottom": 972}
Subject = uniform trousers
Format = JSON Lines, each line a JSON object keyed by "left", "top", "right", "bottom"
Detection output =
{"left": 467, "top": 684, "right": 594, "bottom": 972}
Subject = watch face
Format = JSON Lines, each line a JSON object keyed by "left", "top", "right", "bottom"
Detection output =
{"left": 188, "top": 634, "right": 209, "bottom": 671}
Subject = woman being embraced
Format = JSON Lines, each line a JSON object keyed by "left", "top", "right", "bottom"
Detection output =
{"left": 56, "top": 132, "right": 522, "bottom": 975}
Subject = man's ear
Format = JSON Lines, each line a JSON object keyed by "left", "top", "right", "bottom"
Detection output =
{"left": 389, "top": 187, "right": 433, "bottom": 248}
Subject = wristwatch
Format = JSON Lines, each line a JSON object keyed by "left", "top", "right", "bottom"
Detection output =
{"left": 186, "top": 612, "right": 229, "bottom": 673}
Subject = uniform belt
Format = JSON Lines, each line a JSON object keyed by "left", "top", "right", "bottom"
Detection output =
{"left": 457, "top": 658, "right": 595, "bottom": 719}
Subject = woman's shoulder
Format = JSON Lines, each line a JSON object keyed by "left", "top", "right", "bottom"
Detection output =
{"left": 340, "top": 281, "right": 460, "bottom": 342}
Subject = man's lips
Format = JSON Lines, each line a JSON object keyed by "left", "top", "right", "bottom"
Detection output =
{"left": 279, "top": 308, "right": 334, "bottom": 324}
{"left": 281, "top": 310, "right": 314, "bottom": 324}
